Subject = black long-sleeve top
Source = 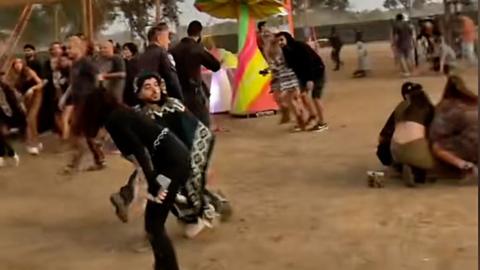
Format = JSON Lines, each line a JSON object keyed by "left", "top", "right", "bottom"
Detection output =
{"left": 135, "top": 98, "right": 208, "bottom": 150}
{"left": 105, "top": 107, "right": 190, "bottom": 194}
{"left": 169, "top": 38, "right": 220, "bottom": 102}
{"left": 138, "top": 45, "right": 184, "bottom": 102}
{"left": 283, "top": 41, "right": 325, "bottom": 84}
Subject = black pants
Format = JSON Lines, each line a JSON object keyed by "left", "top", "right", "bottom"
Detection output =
{"left": 331, "top": 46, "right": 343, "bottom": 70}
{"left": 132, "top": 134, "right": 190, "bottom": 270}
{"left": 0, "top": 128, "right": 15, "bottom": 157}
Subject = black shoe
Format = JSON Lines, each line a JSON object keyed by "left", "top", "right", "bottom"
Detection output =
{"left": 308, "top": 123, "right": 329, "bottom": 133}
{"left": 110, "top": 193, "right": 130, "bottom": 223}
{"left": 402, "top": 165, "right": 416, "bottom": 188}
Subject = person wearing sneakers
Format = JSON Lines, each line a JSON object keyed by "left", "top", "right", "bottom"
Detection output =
{"left": 61, "top": 35, "right": 106, "bottom": 174}
{"left": 261, "top": 35, "right": 305, "bottom": 130}
{"left": 111, "top": 72, "right": 231, "bottom": 239}
{"left": 6, "top": 58, "right": 45, "bottom": 155}
{"left": 0, "top": 81, "right": 22, "bottom": 167}
{"left": 72, "top": 61, "right": 190, "bottom": 270}
{"left": 276, "top": 32, "right": 328, "bottom": 132}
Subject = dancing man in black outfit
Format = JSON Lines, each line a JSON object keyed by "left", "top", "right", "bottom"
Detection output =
{"left": 72, "top": 61, "right": 190, "bottom": 270}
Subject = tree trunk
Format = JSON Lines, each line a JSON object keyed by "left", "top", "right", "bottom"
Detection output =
{"left": 155, "top": 0, "right": 162, "bottom": 23}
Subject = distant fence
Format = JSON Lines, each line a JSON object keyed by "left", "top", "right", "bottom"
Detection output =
{"left": 207, "top": 11, "right": 477, "bottom": 52}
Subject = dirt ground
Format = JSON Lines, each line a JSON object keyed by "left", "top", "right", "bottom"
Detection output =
{"left": 0, "top": 42, "right": 478, "bottom": 270}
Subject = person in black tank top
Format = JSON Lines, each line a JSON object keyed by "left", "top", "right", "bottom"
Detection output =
{"left": 7, "top": 58, "right": 44, "bottom": 155}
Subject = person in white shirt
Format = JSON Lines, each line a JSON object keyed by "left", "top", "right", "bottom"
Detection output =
{"left": 353, "top": 31, "right": 370, "bottom": 78}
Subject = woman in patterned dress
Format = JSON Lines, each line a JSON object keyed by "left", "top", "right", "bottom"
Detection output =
{"left": 263, "top": 37, "right": 306, "bottom": 130}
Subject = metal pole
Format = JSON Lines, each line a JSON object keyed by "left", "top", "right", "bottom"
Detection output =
{"left": 54, "top": 4, "right": 60, "bottom": 41}
{"left": 285, "top": 0, "right": 295, "bottom": 35}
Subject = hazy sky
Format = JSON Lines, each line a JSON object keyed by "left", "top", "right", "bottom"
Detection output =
{"left": 105, "top": 0, "right": 391, "bottom": 34}
{"left": 177, "top": 0, "right": 385, "bottom": 25}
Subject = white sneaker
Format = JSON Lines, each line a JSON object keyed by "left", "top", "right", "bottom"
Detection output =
{"left": 0, "top": 157, "right": 5, "bottom": 168}
{"left": 184, "top": 218, "right": 208, "bottom": 239}
{"left": 26, "top": 146, "right": 40, "bottom": 155}
{"left": 12, "top": 154, "right": 20, "bottom": 167}
{"left": 37, "top": 142, "right": 44, "bottom": 152}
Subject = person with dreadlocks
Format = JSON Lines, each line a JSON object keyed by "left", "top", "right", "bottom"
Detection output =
{"left": 71, "top": 58, "right": 191, "bottom": 270}
{"left": 110, "top": 71, "right": 231, "bottom": 239}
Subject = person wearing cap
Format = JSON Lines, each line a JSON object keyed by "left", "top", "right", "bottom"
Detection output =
{"left": 170, "top": 20, "right": 221, "bottom": 127}
{"left": 138, "top": 23, "right": 184, "bottom": 102}
{"left": 110, "top": 71, "right": 230, "bottom": 239}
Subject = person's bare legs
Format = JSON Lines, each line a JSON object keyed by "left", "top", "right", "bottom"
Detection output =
{"left": 62, "top": 105, "right": 74, "bottom": 141}
{"left": 312, "top": 97, "right": 325, "bottom": 125}
{"left": 24, "top": 88, "right": 43, "bottom": 151}
{"left": 286, "top": 88, "right": 306, "bottom": 129}
{"left": 300, "top": 91, "right": 317, "bottom": 125}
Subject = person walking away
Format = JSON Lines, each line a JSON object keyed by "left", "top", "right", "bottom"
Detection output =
{"left": 353, "top": 31, "right": 371, "bottom": 78}
{"left": 122, "top": 42, "right": 140, "bottom": 106}
{"left": 393, "top": 14, "right": 416, "bottom": 77}
{"left": 329, "top": 27, "right": 343, "bottom": 71}
{"left": 170, "top": 21, "right": 221, "bottom": 127}
{"left": 276, "top": 32, "right": 328, "bottom": 132}
{"left": 459, "top": 15, "right": 477, "bottom": 66}
{"left": 23, "top": 44, "right": 43, "bottom": 77}
{"left": 97, "top": 41, "right": 126, "bottom": 104}
{"left": 7, "top": 58, "right": 44, "bottom": 155}
{"left": 138, "top": 23, "right": 184, "bottom": 102}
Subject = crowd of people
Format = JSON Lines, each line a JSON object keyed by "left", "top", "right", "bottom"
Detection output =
{"left": 0, "top": 11, "right": 477, "bottom": 269}
{"left": 0, "top": 20, "right": 234, "bottom": 270}
{"left": 391, "top": 12, "right": 477, "bottom": 77}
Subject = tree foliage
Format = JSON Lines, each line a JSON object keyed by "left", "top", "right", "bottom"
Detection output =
{"left": 112, "top": 0, "right": 183, "bottom": 43}
{"left": 383, "top": 0, "right": 429, "bottom": 10}
{"left": 292, "top": 0, "right": 350, "bottom": 10}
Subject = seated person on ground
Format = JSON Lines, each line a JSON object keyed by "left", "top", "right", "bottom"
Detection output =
{"left": 390, "top": 82, "right": 435, "bottom": 187}
{"left": 429, "top": 75, "right": 478, "bottom": 179}
{"left": 377, "top": 82, "right": 416, "bottom": 167}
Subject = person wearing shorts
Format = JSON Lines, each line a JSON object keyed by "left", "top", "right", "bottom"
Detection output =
{"left": 276, "top": 31, "right": 328, "bottom": 132}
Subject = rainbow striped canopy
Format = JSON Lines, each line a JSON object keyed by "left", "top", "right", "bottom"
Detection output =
{"left": 194, "top": 0, "right": 285, "bottom": 19}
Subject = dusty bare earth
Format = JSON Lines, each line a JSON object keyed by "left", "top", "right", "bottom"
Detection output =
{"left": 0, "top": 43, "right": 478, "bottom": 270}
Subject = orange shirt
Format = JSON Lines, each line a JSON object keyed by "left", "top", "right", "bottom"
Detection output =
{"left": 461, "top": 16, "right": 477, "bottom": 43}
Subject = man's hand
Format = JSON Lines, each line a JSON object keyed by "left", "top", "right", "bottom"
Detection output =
{"left": 97, "top": 73, "right": 105, "bottom": 81}
{"left": 146, "top": 190, "right": 168, "bottom": 204}
{"left": 306, "top": 81, "right": 314, "bottom": 92}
